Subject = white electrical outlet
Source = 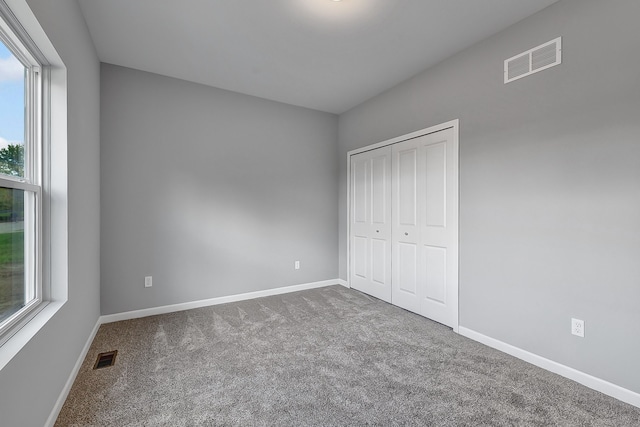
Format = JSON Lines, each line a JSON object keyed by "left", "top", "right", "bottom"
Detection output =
{"left": 294, "top": 261, "right": 300, "bottom": 270}
{"left": 571, "top": 318, "right": 584, "bottom": 337}
{"left": 145, "top": 276, "right": 152, "bottom": 288}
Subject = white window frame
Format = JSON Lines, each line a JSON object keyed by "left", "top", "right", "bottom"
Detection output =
{"left": 0, "top": 1, "right": 48, "bottom": 346}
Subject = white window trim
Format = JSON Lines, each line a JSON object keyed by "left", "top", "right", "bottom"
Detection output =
{"left": 0, "top": 0, "right": 67, "bottom": 368}
{"left": 0, "top": 1, "right": 47, "bottom": 346}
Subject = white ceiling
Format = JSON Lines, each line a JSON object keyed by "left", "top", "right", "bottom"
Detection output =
{"left": 78, "top": 0, "right": 558, "bottom": 114}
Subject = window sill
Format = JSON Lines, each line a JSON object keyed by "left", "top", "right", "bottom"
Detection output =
{"left": 0, "top": 300, "right": 65, "bottom": 371}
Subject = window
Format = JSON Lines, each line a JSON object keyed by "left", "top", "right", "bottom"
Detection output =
{"left": 0, "top": 5, "right": 46, "bottom": 343}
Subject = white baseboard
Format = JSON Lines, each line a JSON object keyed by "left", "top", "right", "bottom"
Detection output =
{"left": 45, "top": 318, "right": 102, "bottom": 427}
{"left": 101, "top": 279, "right": 343, "bottom": 324}
{"left": 458, "top": 327, "right": 640, "bottom": 409}
{"left": 336, "top": 279, "right": 349, "bottom": 288}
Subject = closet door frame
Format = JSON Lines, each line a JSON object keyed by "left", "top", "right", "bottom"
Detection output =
{"left": 346, "top": 119, "right": 459, "bottom": 333}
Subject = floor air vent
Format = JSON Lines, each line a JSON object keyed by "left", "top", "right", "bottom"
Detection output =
{"left": 93, "top": 350, "right": 118, "bottom": 369}
{"left": 504, "top": 37, "right": 561, "bottom": 83}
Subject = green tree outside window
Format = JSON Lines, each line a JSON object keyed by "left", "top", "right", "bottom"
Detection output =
{"left": 0, "top": 144, "right": 24, "bottom": 177}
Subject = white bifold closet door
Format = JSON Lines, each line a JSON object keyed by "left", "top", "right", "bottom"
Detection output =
{"left": 349, "top": 146, "right": 392, "bottom": 303}
{"left": 392, "top": 128, "right": 457, "bottom": 327}
{"left": 349, "top": 127, "right": 458, "bottom": 329}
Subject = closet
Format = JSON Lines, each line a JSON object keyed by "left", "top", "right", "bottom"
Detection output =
{"left": 348, "top": 124, "right": 459, "bottom": 329}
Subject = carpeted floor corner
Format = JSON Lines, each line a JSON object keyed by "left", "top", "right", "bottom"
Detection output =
{"left": 55, "top": 285, "right": 640, "bottom": 426}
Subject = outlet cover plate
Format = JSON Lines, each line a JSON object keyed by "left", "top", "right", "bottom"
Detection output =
{"left": 571, "top": 318, "right": 584, "bottom": 337}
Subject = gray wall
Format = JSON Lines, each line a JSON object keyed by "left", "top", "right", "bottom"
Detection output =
{"left": 0, "top": 0, "right": 101, "bottom": 425}
{"left": 101, "top": 64, "right": 338, "bottom": 315}
{"left": 339, "top": 0, "right": 640, "bottom": 393}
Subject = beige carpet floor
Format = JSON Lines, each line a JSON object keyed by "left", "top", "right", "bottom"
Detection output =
{"left": 56, "top": 285, "right": 640, "bottom": 426}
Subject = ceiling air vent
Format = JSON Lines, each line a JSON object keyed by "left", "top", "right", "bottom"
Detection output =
{"left": 504, "top": 37, "right": 561, "bottom": 84}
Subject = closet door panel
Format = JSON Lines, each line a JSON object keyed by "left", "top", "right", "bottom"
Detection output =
{"left": 392, "top": 141, "right": 420, "bottom": 312}
{"left": 398, "top": 149, "right": 417, "bottom": 226}
{"left": 424, "top": 246, "right": 446, "bottom": 305}
{"left": 352, "top": 156, "right": 369, "bottom": 231}
{"left": 352, "top": 236, "right": 368, "bottom": 279}
{"left": 418, "top": 128, "right": 458, "bottom": 328}
{"left": 425, "top": 142, "right": 446, "bottom": 228}
{"left": 397, "top": 243, "right": 418, "bottom": 295}
{"left": 349, "top": 147, "right": 392, "bottom": 303}
{"left": 372, "top": 156, "right": 388, "bottom": 225}
{"left": 371, "top": 239, "right": 387, "bottom": 285}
